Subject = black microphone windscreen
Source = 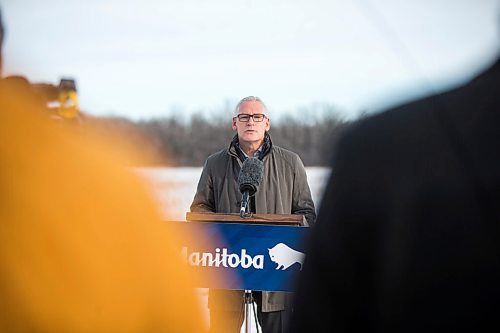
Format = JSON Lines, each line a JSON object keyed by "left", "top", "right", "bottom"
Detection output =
{"left": 237, "top": 158, "right": 264, "bottom": 195}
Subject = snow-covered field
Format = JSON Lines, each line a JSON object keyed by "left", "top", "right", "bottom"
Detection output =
{"left": 135, "top": 167, "right": 331, "bottom": 221}
{"left": 134, "top": 167, "right": 331, "bottom": 332}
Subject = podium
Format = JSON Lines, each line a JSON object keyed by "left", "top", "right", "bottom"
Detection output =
{"left": 185, "top": 212, "right": 308, "bottom": 333}
{"left": 186, "top": 212, "right": 308, "bottom": 226}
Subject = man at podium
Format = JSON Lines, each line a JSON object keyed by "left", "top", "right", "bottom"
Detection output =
{"left": 191, "top": 96, "right": 316, "bottom": 333}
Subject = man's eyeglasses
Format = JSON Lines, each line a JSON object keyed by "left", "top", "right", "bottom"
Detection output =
{"left": 235, "top": 114, "right": 266, "bottom": 122}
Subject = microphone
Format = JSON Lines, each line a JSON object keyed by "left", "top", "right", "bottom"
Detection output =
{"left": 237, "top": 158, "right": 264, "bottom": 217}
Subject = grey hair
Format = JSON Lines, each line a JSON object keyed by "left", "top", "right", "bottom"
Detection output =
{"left": 234, "top": 96, "right": 269, "bottom": 117}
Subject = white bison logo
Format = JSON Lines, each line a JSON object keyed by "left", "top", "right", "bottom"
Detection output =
{"left": 268, "top": 243, "right": 305, "bottom": 270}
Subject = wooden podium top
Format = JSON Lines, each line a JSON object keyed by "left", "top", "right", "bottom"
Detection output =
{"left": 185, "top": 212, "right": 308, "bottom": 226}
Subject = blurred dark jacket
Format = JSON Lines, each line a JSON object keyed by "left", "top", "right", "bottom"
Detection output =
{"left": 291, "top": 57, "right": 500, "bottom": 332}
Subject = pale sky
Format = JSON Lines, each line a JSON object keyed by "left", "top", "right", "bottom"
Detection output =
{"left": 2, "top": 0, "right": 499, "bottom": 120}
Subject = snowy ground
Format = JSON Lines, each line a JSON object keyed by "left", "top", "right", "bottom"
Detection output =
{"left": 134, "top": 167, "right": 331, "bottom": 332}
{"left": 135, "top": 167, "right": 330, "bottom": 221}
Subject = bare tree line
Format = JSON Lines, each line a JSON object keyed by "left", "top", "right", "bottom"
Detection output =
{"left": 83, "top": 104, "right": 354, "bottom": 166}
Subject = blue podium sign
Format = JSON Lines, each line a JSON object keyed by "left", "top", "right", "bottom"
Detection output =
{"left": 168, "top": 222, "right": 310, "bottom": 292}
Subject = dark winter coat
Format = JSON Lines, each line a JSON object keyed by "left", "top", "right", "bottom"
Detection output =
{"left": 191, "top": 133, "right": 316, "bottom": 312}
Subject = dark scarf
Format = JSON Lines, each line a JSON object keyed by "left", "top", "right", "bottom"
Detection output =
{"left": 230, "top": 131, "right": 273, "bottom": 163}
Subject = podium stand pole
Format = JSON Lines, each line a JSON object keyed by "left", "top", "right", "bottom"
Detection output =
{"left": 244, "top": 290, "right": 252, "bottom": 333}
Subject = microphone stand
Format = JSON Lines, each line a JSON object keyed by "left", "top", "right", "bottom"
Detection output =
{"left": 241, "top": 194, "right": 260, "bottom": 333}
{"left": 240, "top": 190, "right": 257, "bottom": 218}
{"left": 244, "top": 289, "right": 253, "bottom": 333}
{"left": 240, "top": 191, "right": 252, "bottom": 218}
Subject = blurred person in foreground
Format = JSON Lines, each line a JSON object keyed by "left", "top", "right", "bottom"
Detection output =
{"left": 0, "top": 9, "right": 210, "bottom": 332}
{"left": 191, "top": 96, "right": 316, "bottom": 333}
{"left": 290, "top": 45, "right": 500, "bottom": 333}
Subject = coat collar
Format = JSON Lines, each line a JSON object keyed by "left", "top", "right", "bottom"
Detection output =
{"left": 229, "top": 132, "right": 273, "bottom": 162}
